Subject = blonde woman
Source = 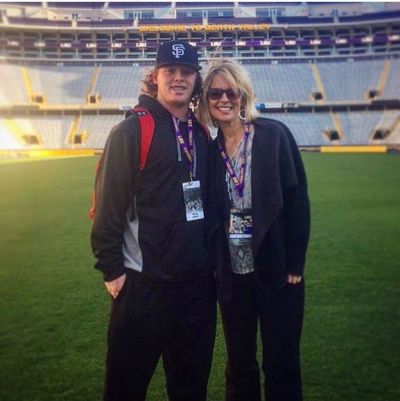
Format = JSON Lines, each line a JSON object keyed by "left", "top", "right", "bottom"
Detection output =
{"left": 199, "top": 59, "right": 310, "bottom": 401}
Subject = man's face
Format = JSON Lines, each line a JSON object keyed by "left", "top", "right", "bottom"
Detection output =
{"left": 154, "top": 65, "right": 198, "bottom": 111}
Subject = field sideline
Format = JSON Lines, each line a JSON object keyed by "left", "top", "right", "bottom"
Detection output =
{"left": 0, "top": 153, "right": 399, "bottom": 401}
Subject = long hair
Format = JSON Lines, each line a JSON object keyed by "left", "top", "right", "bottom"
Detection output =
{"left": 198, "top": 58, "right": 260, "bottom": 127}
{"left": 141, "top": 67, "right": 203, "bottom": 109}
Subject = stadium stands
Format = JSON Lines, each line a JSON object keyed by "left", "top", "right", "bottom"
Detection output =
{"left": 0, "top": 115, "right": 125, "bottom": 149}
{"left": 77, "top": 20, "right": 134, "bottom": 28}
{"left": 0, "top": 1, "right": 399, "bottom": 151}
{"left": 94, "top": 65, "right": 145, "bottom": 105}
{"left": 47, "top": 1, "right": 106, "bottom": 8}
{"left": 28, "top": 65, "right": 94, "bottom": 104}
{"left": 1, "top": 57, "right": 395, "bottom": 107}
{"left": 263, "top": 112, "right": 334, "bottom": 146}
{"left": 338, "top": 10, "right": 400, "bottom": 23}
{"left": 246, "top": 63, "right": 316, "bottom": 102}
{"left": 0, "top": 56, "right": 399, "bottom": 148}
{"left": 382, "top": 59, "right": 400, "bottom": 99}
{"left": 4, "top": 109, "right": 397, "bottom": 149}
{"left": 338, "top": 111, "right": 384, "bottom": 144}
{"left": 276, "top": 16, "right": 334, "bottom": 24}
{"left": 318, "top": 59, "right": 384, "bottom": 101}
{"left": 78, "top": 115, "right": 125, "bottom": 148}
{"left": 0, "top": 64, "right": 29, "bottom": 104}
{"left": 8, "top": 17, "right": 72, "bottom": 27}
{"left": 18, "top": 116, "right": 71, "bottom": 148}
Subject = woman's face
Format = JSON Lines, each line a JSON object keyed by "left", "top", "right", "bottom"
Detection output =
{"left": 207, "top": 73, "right": 242, "bottom": 126}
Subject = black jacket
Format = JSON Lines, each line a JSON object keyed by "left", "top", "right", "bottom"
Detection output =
{"left": 208, "top": 118, "right": 311, "bottom": 303}
{"left": 91, "top": 95, "right": 212, "bottom": 282}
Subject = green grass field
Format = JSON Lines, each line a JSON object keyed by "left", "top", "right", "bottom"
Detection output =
{"left": 0, "top": 153, "right": 399, "bottom": 401}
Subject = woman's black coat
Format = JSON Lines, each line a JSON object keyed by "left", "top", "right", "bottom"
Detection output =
{"left": 207, "top": 118, "right": 311, "bottom": 303}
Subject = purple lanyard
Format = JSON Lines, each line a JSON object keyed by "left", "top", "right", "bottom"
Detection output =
{"left": 173, "top": 113, "right": 194, "bottom": 176}
{"left": 218, "top": 124, "right": 250, "bottom": 198}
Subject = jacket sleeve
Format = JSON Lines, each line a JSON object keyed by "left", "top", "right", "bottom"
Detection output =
{"left": 90, "top": 118, "right": 139, "bottom": 282}
{"left": 280, "top": 125, "right": 311, "bottom": 276}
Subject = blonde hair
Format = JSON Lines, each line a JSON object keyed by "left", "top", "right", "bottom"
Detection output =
{"left": 198, "top": 58, "right": 260, "bottom": 127}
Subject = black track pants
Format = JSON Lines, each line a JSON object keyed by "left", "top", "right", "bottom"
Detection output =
{"left": 103, "top": 270, "right": 217, "bottom": 401}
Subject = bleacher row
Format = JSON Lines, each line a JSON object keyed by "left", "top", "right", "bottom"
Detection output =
{"left": 1, "top": 58, "right": 399, "bottom": 105}
{"left": 0, "top": 57, "right": 399, "bottom": 148}
{"left": 0, "top": 115, "right": 122, "bottom": 149}
{"left": 1, "top": 111, "right": 398, "bottom": 150}
{"left": 0, "top": 64, "right": 143, "bottom": 106}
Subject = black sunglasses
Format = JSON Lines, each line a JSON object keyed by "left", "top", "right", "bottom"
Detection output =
{"left": 207, "top": 88, "right": 240, "bottom": 101}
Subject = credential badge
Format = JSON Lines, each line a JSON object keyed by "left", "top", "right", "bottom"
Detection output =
{"left": 172, "top": 43, "right": 185, "bottom": 59}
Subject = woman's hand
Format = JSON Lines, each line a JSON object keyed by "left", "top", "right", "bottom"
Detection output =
{"left": 287, "top": 274, "right": 302, "bottom": 285}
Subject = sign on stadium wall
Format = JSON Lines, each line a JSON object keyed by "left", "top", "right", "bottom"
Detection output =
{"left": 139, "top": 24, "right": 270, "bottom": 33}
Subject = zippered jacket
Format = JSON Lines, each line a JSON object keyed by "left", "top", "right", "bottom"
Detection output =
{"left": 91, "top": 95, "right": 212, "bottom": 282}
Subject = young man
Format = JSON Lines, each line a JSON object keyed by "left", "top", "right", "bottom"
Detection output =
{"left": 91, "top": 40, "right": 216, "bottom": 401}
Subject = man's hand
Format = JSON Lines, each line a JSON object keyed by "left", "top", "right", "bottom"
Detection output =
{"left": 104, "top": 274, "right": 127, "bottom": 299}
{"left": 287, "top": 274, "right": 302, "bottom": 285}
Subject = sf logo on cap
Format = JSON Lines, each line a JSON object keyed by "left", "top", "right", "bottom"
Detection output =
{"left": 172, "top": 43, "right": 185, "bottom": 59}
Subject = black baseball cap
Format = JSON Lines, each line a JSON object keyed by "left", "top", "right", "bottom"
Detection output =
{"left": 155, "top": 40, "right": 201, "bottom": 71}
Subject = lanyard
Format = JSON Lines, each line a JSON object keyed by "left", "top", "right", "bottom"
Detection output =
{"left": 173, "top": 113, "right": 195, "bottom": 178}
{"left": 218, "top": 124, "right": 250, "bottom": 198}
